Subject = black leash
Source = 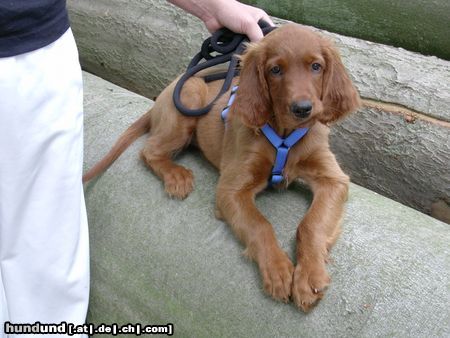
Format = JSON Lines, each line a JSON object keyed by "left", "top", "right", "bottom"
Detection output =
{"left": 173, "top": 19, "right": 277, "bottom": 117}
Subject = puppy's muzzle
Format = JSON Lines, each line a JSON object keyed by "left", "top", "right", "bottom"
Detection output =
{"left": 291, "top": 100, "right": 312, "bottom": 119}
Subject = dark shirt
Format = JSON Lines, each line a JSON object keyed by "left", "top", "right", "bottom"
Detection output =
{"left": 0, "top": 0, "right": 70, "bottom": 57}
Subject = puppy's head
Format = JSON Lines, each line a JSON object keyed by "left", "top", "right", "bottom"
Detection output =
{"left": 231, "top": 24, "right": 360, "bottom": 129}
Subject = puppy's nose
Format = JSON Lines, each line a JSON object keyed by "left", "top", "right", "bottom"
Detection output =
{"left": 291, "top": 100, "right": 312, "bottom": 118}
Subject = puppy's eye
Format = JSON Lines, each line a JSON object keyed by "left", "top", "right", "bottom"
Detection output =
{"left": 270, "top": 65, "right": 282, "bottom": 75}
{"left": 311, "top": 63, "right": 322, "bottom": 72}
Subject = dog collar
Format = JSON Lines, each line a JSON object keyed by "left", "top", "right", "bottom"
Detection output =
{"left": 222, "top": 86, "right": 309, "bottom": 186}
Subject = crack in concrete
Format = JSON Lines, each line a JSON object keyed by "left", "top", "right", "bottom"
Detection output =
{"left": 361, "top": 98, "right": 450, "bottom": 127}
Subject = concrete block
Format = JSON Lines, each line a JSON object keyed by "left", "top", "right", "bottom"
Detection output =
{"left": 83, "top": 71, "right": 449, "bottom": 337}
{"left": 68, "top": 0, "right": 450, "bottom": 221}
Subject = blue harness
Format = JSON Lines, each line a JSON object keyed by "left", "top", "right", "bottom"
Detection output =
{"left": 222, "top": 86, "right": 309, "bottom": 186}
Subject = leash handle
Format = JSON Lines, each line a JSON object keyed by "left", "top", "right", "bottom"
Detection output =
{"left": 258, "top": 19, "right": 277, "bottom": 35}
{"left": 173, "top": 20, "right": 276, "bottom": 117}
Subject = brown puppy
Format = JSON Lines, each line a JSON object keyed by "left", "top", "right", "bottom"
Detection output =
{"left": 83, "top": 23, "right": 361, "bottom": 311}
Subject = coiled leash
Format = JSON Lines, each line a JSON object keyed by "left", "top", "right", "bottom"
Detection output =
{"left": 173, "top": 19, "right": 276, "bottom": 116}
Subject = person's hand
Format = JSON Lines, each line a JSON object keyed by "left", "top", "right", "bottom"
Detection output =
{"left": 199, "top": 0, "right": 274, "bottom": 41}
{"left": 169, "top": 0, "right": 273, "bottom": 42}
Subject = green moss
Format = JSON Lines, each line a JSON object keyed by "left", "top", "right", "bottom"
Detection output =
{"left": 244, "top": 0, "right": 450, "bottom": 60}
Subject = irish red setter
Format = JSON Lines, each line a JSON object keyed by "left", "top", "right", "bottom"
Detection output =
{"left": 84, "top": 23, "right": 361, "bottom": 311}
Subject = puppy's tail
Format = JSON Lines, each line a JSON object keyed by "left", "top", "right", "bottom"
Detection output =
{"left": 82, "top": 110, "right": 152, "bottom": 183}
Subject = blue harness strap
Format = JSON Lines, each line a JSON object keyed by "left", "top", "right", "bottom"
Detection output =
{"left": 221, "top": 85, "right": 239, "bottom": 121}
{"left": 222, "top": 86, "right": 309, "bottom": 186}
{"left": 260, "top": 125, "right": 309, "bottom": 185}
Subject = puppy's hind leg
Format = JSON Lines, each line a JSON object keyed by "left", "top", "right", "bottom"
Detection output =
{"left": 140, "top": 105, "right": 198, "bottom": 199}
{"left": 141, "top": 79, "right": 205, "bottom": 199}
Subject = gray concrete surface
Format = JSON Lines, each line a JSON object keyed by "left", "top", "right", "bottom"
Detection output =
{"left": 68, "top": 0, "right": 450, "bottom": 222}
{"left": 83, "top": 71, "right": 449, "bottom": 337}
{"left": 331, "top": 106, "right": 450, "bottom": 222}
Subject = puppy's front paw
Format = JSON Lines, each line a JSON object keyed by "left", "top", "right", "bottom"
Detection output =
{"left": 259, "top": 249, "right": 294, "bottom": 302}
{"left": 163, "top": 166, "right": 194, "bottom": 199}
{"left": 292, "top": 262, "right": 330, "bottom": 312}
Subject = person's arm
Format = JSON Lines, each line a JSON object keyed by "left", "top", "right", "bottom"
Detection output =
{"left": 168, "top": 0, "right": 273, "bottom": 41}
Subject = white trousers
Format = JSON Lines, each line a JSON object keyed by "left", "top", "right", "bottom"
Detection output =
{"left": 0, "top": 29, "right": 89, "bottom": 337}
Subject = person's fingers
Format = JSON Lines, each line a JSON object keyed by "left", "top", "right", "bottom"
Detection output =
{"left": 246, "top": 13, "right": 274, "bottom": 41}
{"left": 201, "top": 2, "right": 273, "bottom": 41}
{"left": 243, "top": 20, "right": 264, "bottom": 41}
{"left": 261, "top": 14, "right": 274, "bottom": 27}
{"left": 204, "top": 17, "right": 221, "bottom": 33}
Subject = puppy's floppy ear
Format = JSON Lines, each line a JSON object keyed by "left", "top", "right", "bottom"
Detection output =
{"left": 321, "top": 40, "right": 361, "bottom": 124}
{"left": 230, "top": 43, "right": 271, "bottom": 127}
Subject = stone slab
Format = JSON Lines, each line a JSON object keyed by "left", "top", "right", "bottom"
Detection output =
{"left": 83, "top": 72, "right": 449, "bottom": 337}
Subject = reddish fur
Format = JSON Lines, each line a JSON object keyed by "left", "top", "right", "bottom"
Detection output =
{"left": 83, "top": 24, "right": 361, "bottom": 311}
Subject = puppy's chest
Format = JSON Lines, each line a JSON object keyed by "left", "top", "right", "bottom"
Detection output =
{"left": 255, "top": 122, "right": 314, "bottom": 183}
{"left": 260, "top": 137, "right": 311, "bottom": 187}
{"left": 281, "top": 146, "right": 308, "bottom": 183}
